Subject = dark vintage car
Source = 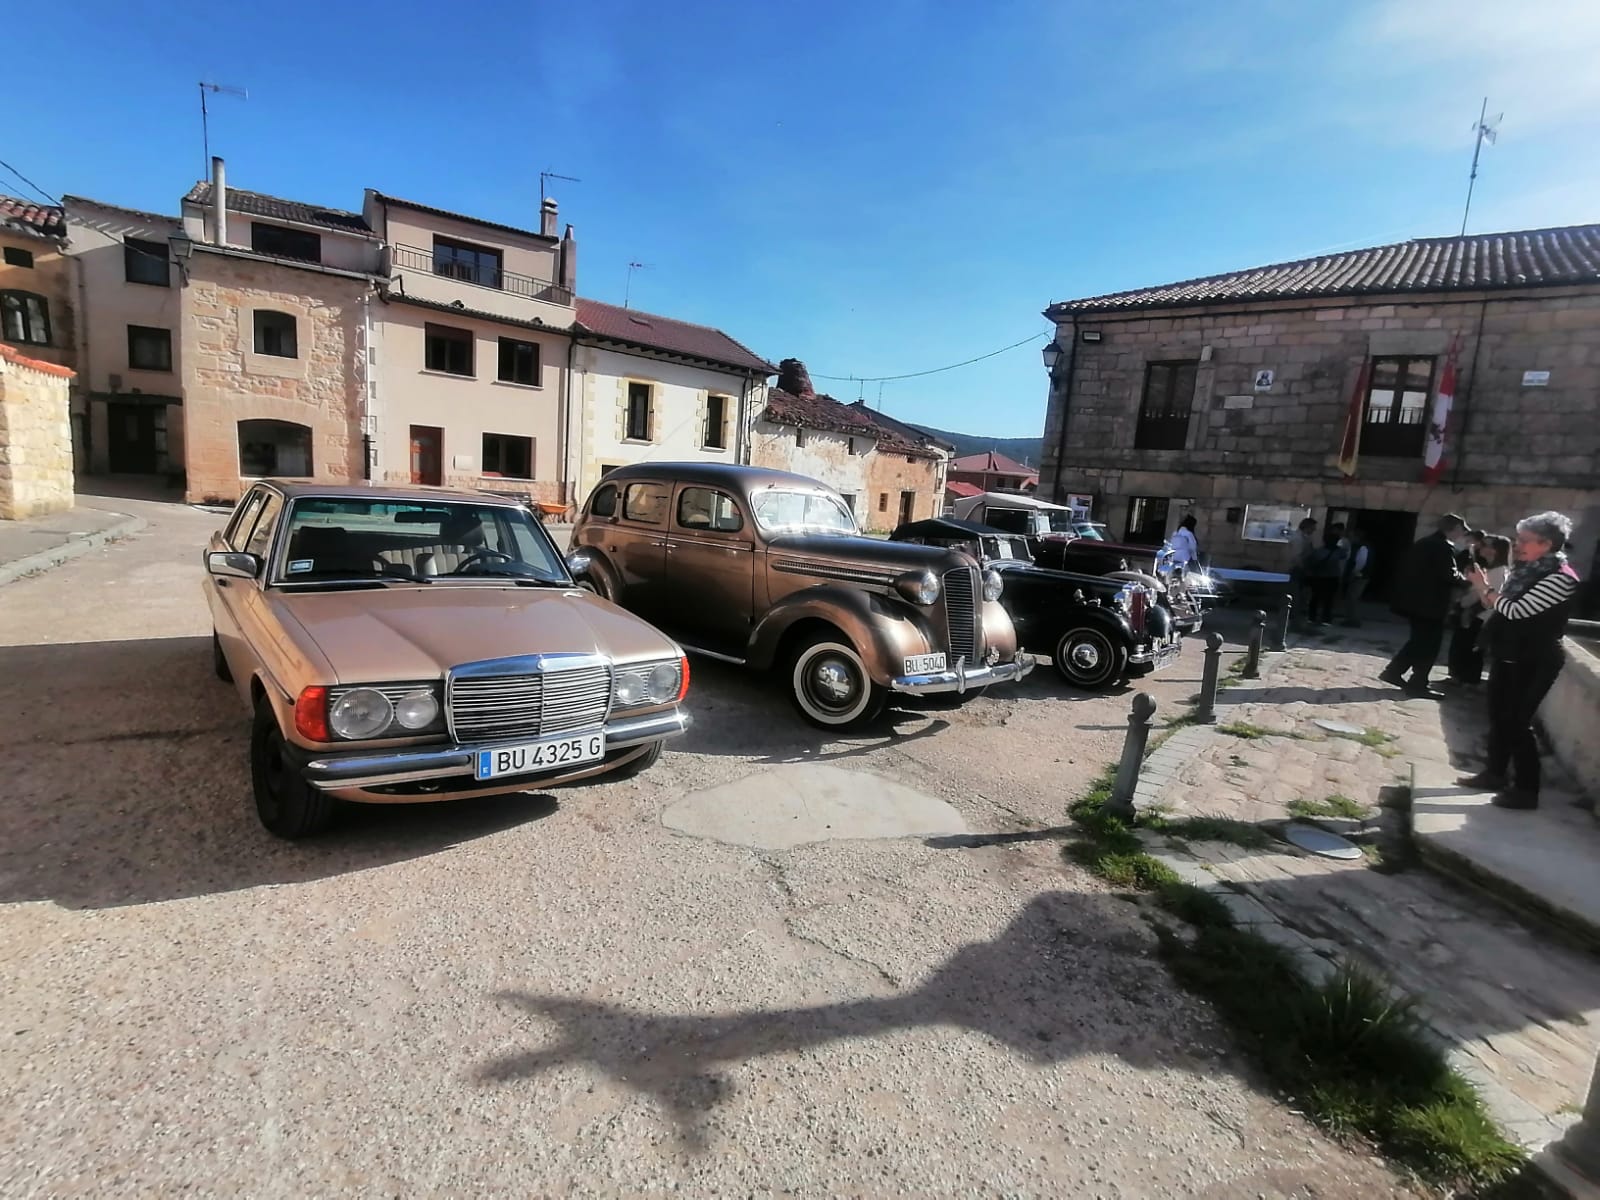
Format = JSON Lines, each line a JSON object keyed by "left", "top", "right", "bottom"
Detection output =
{"left": 567, "top": 464, "right": 1035, "bottom": 730}
{"left": 1030, "top": 535, "right": 1208, "bottom": 633}
{"left": 891, "top": 517, "right": 1182, "bottom": 690}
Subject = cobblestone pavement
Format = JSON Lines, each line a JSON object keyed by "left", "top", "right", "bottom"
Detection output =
{"left": 1134, "top": 620, "right": 1600, "bottom": 1151}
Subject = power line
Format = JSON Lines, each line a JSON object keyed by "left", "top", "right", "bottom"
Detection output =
{"left": 810, "top": 332, "right": 1046, "bottom": 383}
{"left": 0, "top": 158, "right": 59, "bottom": 209}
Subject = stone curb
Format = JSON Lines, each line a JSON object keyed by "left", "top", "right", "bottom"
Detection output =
{"left": 0, "top": 512, "right": 145, "bottom": 588}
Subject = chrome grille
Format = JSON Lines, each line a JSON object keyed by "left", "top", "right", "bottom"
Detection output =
{"left": 448, "top": 661, "right": 611, "bottom": 743}
{"left": 942, "top": 566, "right": 979, "bottom": 663}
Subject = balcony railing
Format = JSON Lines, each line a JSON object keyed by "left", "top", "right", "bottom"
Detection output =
{"left": 390, "top": 243, "right": 572, "bottom": 306}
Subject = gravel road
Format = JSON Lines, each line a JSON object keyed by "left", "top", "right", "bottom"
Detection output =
{"left": 0, "top": 493, "right": 1419, "bottom": 1196}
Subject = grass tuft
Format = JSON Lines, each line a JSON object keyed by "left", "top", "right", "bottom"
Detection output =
{"left": 1157, "top": 815, "right": 1274, "bottom": 849}
{"left": 1218, "top": 720, "right": 1271, "bottom": 739}
{"left": 1287, "top": 794, "right": 1370, "bottom": 821}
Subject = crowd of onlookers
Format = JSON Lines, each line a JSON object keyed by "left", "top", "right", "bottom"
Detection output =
{"left": 1285, "top": 516, "right": 1371, "bottom": 628}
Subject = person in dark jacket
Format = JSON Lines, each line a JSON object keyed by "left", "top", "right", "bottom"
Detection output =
{"left": 1305, "top": 524, "right": 1348, "bottom": 625}
{"left": 1458, "top": 512, "right": 1582, "bottom": 808}
{"left": 1379, "top": 513, "right": 1468, "bottom": 697}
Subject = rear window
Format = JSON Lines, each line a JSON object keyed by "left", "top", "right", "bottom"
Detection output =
{"left": 623, "top": 482, "right": 669, "bottom": 524}
{"left": 589, "top": 483, "right": 618, "bottom": 519}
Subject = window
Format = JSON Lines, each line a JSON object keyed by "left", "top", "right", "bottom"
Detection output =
{"left": 239, "top": 419, "right": 313, "bottom": 477}
{"left": 244, "top": 493, "right": 284, "bottom": 560}
{"left": 124, "top": 238, "right": 169, "bottom": 286}
{"left": 839, "top": 492, "right": 857, "bottom": 514}
{"left": 250, "top": 223, "right": 321, "bottom": 262}
{"left": 847, "top": 437, "right": 862, "bottom": 456}
{"left": 3, "top": 246, "right": 33, "bottom": 268}
{"left": 795, "top": 427, "right": 807, "bottom": 447}
{"left": 425, "top": 323, "right": 474, "bottom": 376}
{"left": 1124, "top": 496, "right": 1171, "bottom": 546}
{"left": 497, "top": 337, "right": 540, "bottom": 386}
{"left": 1135, "top": 360, "right": 1198, "bottom": 451}
{"left": 626, "top": 382, "right": 652, "bottom": 441}
{"left": 225, "top": 489, "right": 269, "bottom": 550}
{"left": 589, "top": 483, "right": 619, "bottom": 518}
{"left": 1, "top": 290, "right": 50, "bottom": 344}
{"left": 433, "top": 238, "right": 502, "bottom": 288}
{"left": 677, "top": 487, "right": 743, "bottom": 533}
{"left": 623, "top": 481, "right": 669, "bottom": 524}
{"left": 127, "top": 325, "right": 172, "bottom": 372}
{"left": 704, "top": 394, "right": 729, "bottom": 449}
{"left": 253, "top": 310, "right": 298, "bottom": 358}
{"left": 878, "top": 493, "right": 889, "bottom": 512}
{"left": 1361, "top": 355, "right": 1435, "bottom": 458}
{"left": 482, "top": 432, "right": 534, "bottom": 479}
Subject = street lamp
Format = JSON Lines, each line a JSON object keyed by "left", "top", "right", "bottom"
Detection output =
{"left": 169, "top": 229, "right": 195, "bottom": 283}
{"left": 1041, "top": 340, "right": 1063, "bottom": 377}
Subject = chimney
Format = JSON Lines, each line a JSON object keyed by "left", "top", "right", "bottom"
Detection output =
{"left": 541, "top": 196, "right": 559, "bottom": 239}
{"left": 777, "top": 358, "right": 814, "bottom": 398}
{"left": 210, "top": 155, "right": 227, "bottom": 245}
{"left": 559, "top": 223, "right": 577, "bottom": 294}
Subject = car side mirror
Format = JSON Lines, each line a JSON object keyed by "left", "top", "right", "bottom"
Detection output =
{"left": 207, "top": 550, "right": 261, "bottom": 580}
{"left": 565, "top": 548, "right": 593, "bottom": 576}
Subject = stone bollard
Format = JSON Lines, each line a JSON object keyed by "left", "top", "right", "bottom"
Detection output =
{"left": 1195, "top": 631, "right": 1225, "bottom": 724}
{"left": 1241, "top": 610, "right": 1266, "bottom": 679}
{"left": 1270, "top": 593, "right": 1292, "bottom": 652}
{"left": 1107, "top": 692, "right": 1158, "bottom": 820}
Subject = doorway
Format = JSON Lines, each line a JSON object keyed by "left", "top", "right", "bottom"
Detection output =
{"left": 410, "top": 425, "right": 443, "bottom": 486}
{"left": 107, "top": 402, "right": 162, "bottom": 474}
{"left": 1124, "top": 496, "right": 1170, "bottom": 546}
{"left": 1326, "top": 507, "right": 1417, "bottom": 602}
{"left": 898, "top": 490, "right": 916, "bottom": 526}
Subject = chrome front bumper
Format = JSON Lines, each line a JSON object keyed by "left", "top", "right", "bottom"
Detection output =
{"left": 300, "top": 708, "right": 691, "bottom": 791}
{"left": 890, "top": 653, "right": 1036, "bottom": 696}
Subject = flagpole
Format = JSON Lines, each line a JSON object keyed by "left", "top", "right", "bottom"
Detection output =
{"left": 1461, "top": 97, "right": 1488, "bottom": 236}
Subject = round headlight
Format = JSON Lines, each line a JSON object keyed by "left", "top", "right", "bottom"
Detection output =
{"left": 981, "top": 568, "right": 1003, "bottom": 602}
{"left": 329, "top": 688, "right": 394, "bottom": 739}
{"left": 614, "top": 673, "right": 648, "bottom": 706}
{"left": 393, "top": 689, "right": 439, "bottom": 730}
{"left": 647, "top": 662, "right": 680, "bottom": 703}
{"left": 895, "top": 569, "right": 940, "bottom": 606}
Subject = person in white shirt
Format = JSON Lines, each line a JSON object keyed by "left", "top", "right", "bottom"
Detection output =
{"left": 1170, "top": 515, "right": 1200, "bottom": 566}
{"left": 1339, "top": 527, "right": 1371, "bottom": 626}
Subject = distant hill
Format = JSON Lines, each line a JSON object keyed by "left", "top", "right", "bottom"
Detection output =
{"left": 911, "top": 424, "right": 1043, "bottom": 468}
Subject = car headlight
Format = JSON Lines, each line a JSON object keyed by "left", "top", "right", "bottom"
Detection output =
{"left": 393, "top": 689, "right": 439, "bottom": 730}
{"left": 565, "top": 548, "right": 593, "bottom": 575}
{"left": 329, "top": 687, "right": 394, "bottom": 739}
{"left": 895, "top": 569, "right": 941, "bottom": 606}
{"left": 613, "top": 657, "right": 685, "bottom": 708}
{"left": 1112, "top": 585, "right": 1134, "bottom": 614}
{"left": 981, "top": 568, "right": 1003, "bottom": 602}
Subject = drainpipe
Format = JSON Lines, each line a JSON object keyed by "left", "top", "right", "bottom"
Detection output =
{"left": 1050, "top": 317, "right": 1078, "bottom": 504}
{"left": 210, "top": 156, "right": 226, "bottom": 244}
{"left": 361, "top": 285, "right": 379, "bottom": 483}
{"left": 562, "top": 333, "right": 578, "bottom": 504}
{"left": 736, "top": 375, "right": 754, "bottom": 464}
{"left": 70, "top": 240, "right": 93, "bottom": 471}
{"left": 1448, "top": 295, "right": 1491, "bottom": 493}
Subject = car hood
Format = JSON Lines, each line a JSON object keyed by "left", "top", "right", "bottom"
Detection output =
{"left": 768, "top": 532, "right": 968, "bottom": 574}
{"left": 268, "top": 585, "right": 679, "bottom": 684}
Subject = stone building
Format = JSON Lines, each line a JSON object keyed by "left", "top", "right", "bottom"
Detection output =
{"left": 1038, "top": 223, "right": 1600, "bottom": 596}
{"left": 947, "top": 449, "right": 1037, "bottom": 494}
{"left": 0, "top": 343, "right": 75, "bottom": 519}
{"left": 752, "top": 359, "right": 945, "bottom": 531}
{"left": 1, "top": 197, "right": 73, "bottom": 375}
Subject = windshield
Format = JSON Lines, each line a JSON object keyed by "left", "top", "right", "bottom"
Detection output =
{"left": 751, "top": 489, "right": 858, "bottom": 535}
{"left": 1045, "top": 511, "right": 1077, "bottom": 534}
{"left": 1071, "top": 521, "right": 1106, "bottom": 540}
{"left": 275, "top": 498, "right": 569, "bottom": 585}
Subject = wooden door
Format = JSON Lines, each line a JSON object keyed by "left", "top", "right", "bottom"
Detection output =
{"left": 409, "top": 425, "right": 442, "bottom": 486}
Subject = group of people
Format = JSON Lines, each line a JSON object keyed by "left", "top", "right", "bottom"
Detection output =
{"left": 1287, "top": 517, "right": 1370, "bottom": 627}
{"left": 1383, "top": 511, "right": 1581, "bottom": 810}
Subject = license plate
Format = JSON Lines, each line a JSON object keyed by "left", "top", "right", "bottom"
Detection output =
{"left": 903, "top": 652, "right": 947, "bottom": 674}
{"left": 475, "top": 731, "right": 605, "bottom": 780}
{"left": 1151, "top": 640, "right": 1182, "bottom": 671}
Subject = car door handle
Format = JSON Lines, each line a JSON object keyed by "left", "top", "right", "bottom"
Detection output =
{"left": 216, "top": 579, "right": 230, "bottom": 588}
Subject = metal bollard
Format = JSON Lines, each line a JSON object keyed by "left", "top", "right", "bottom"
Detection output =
{"left": 1107, "top": 692, "right": 1158, "bottom": 819}
{"left": 1270, "top": 592, "right": 1292, "bottom": 652}
{"left": 1241, "top": 610, "right": 1266, "bottom": 679}
{"left": 1195, "top": 631, "right": 1225, "bottom": 724}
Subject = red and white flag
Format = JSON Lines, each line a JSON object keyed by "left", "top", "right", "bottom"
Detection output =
{"left": 1336, "top": 358, "right": 1370, "bottom": 478}
{"left": 1422, "top": 348, "right": 1457, "bottom": 484}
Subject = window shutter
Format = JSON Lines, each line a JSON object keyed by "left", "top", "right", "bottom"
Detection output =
{"left": 615, "top": 379, "right": 628, "bottom": 440}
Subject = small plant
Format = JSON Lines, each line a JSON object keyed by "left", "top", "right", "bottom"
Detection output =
{"left": 1161, "top": 815, "right": 1274, "bottom": 849}
{"left": 1218, "top": 720, "right": 1270, "bottom": 739}
{"left": 1288, "top": 795, "right": 1369, "bottom": 821}
{"left": 1155, "top": 881, "right": 1231, "bottom": 928}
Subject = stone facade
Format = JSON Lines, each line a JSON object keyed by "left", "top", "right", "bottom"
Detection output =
{"left": 864, "top": 447, "right": 943, "bottom": 529}
{"left": 0, "top": 344, "right": 76, "bottom": 519}
{"left": 1040, "top": 287, "right": 1600, "bottom": 585}
{"left": 180, "top": 248, "right": 370, "bottom": 504}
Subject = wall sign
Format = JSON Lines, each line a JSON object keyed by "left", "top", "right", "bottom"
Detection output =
{"left": 1522, "top": 370, "right": 1551, "bottom": 387}
{"left": 1241, "top": 503, "right": 1308, "bottom": 544}
{"left": 1223, "top": 394, "right": 1254, "bottom": 409}
{"left": 1253, "top": 368, "right": 1275, "bottom": 391}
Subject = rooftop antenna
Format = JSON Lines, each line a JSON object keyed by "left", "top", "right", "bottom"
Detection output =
{"left": 1460, "top": 98, "right": 1502, "bottom": 236}
{"left": 198, "top": 81, "right": 247, "bottom": 175}
{"left": 624, "top": 261, "right": 650, "bottom": 308}
{"left": 540, "top": 169, "right": 580, "bottom": 205}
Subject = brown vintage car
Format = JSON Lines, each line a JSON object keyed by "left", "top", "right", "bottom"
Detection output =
{"left": 204, "top": 481, "right": 691, "bottom": 839}
{"left": 567, "top": 463, "right": 1034, "bottom": 730}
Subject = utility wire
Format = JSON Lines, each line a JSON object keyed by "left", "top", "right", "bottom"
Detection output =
{"left": 0, "top": 157, "right": 61, "bottom": 210}
{"left": 809, "top": 332, "right": 1046, "bottom": 383}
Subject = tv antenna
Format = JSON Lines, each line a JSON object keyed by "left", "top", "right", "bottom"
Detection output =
{"left": 199, "top": 80, "right": 248, "bottom": 174}
{"left": 624, "top": 261, "right": 650, "bottom": 308}
{"left": 540, "top": 169, "right": 581, "bottom": 204}
{"left": 1460, "top": 98, "right": 1502, "bottom": 236}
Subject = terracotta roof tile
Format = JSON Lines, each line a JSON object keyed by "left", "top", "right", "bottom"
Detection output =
{"left": 184, "top": 183, "right": 374, "bottom": 236}
{"left": 574, "top": 297, "right": 773, "bottom": 375}
{"left": 945, "top": 480, "right": 984, "bottom": 498}
{"left": 0, "top": 343, "right": 76, "bottom": 377}
{"left": 763, "top": 388, "right": 940, "bottom": 459}
{"left": 951, "top": 450, "right": 1034, "bottom": 474}
{"left": 1049, "top": 222, "right": 1600, "bottom": 315}
{"left": 0, "top": 195, "right": 65, "bottom": 238}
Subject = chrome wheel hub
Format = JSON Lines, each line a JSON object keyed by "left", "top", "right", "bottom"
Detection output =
{"left": 813, "top": 660, "right": 856, "bottom": 703}
{"left": 1071, "top": 642, "right": 1102, "bottom": 670}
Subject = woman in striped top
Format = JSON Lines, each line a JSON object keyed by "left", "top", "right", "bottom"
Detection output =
{"left": 1457, "top": 511, "right": 1582, "bottom": 809}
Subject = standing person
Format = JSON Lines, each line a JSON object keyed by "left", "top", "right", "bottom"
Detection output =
{"left": 1458, "top": 513, "right": 1582, "bottom": 808}
{"left": 1340, "top": 528, "right": 1371, "bottom": 626}
{"left": 1379, "top": 513, "right": 1469, "bottom": 697}
{"left": 1286, "top": 516, "right": 1318, "bottom": 621}
{"left": 1447, "top": 534, "right": 1504, "bottom": 685}
{"left": 1305, "top": 524, "right": 1348, "bottom": 625}
{"left": 1170, "top": 514, "right": 1200, "bottom": 567}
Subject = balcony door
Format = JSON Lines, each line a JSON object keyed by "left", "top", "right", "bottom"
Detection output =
{"left": 410, "top": 425, "right": 443, "bottom": 486}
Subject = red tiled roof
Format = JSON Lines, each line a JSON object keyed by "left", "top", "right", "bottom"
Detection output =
{"left": 945, "top": 480, "right": 984, "bottom": 499}
{"left": 951, "top": 450, "right": 1034, "bottom": 475}
{"left": 0, "top": 343, "right": 75, "bottom": 378}
{"left": 574, "top": 297, "right": 773, "bottom": 375}
{"left": 763, "top": 388, "right": 939, "bottom": 459}
{"left": 184, "top": 183, "right": 374, "bottom": 236}
{"left": 1, "top": 195, "right": 65, "bottom": 239}
{"left": 1048, "top": 222, "right": 1600, "bottom": 316}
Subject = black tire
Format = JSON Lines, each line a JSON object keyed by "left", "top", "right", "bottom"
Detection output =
{"left": 788, "top": 635, "right": 888, "bottom": 731}
{"left": 1052, "top": 626, "right": 1128, "bottom": 691}
{"left": 608, "top": 740, "right": 663, "bottom": 780}
{"left": 577, "top": 567, "right": 614, "bottom": 600}
{"left": 250, "top": 700, "right": 335, "bottom": 839}
{"left": 212, "top": 630, "right": 233, "bottom": 682}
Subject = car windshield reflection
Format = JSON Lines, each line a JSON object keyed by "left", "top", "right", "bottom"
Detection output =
{"left": 750, "top": 489, "right": 858, "bottom": 535}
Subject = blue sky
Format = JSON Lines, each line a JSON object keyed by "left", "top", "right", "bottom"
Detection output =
{"left": 10, "top": 0, "right": 1598, "bottom": 440}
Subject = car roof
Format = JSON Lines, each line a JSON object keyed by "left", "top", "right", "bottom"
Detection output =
{"left": 258, "top": 480, "right": 529, "bottom": 507}
{"left": 593, "top": 462, "right": 836, "bottom": 492}
{"left": 892, "top": 516, "right": 1014, "bottom": 540}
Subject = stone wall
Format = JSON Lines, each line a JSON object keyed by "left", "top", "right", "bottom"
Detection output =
{"left": 1541, "top": 638, "right": 1600, "bottom": 807}
{"left": 181, "top": 250, "right": 369, "bottom": 504}
{"left": 864, "top": 449, "right": 943, "bottom": 530}
{"left": 0, "top": 344, "right": 76, "bottom": 519}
